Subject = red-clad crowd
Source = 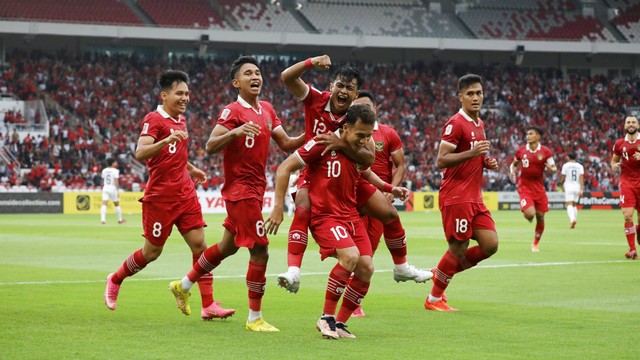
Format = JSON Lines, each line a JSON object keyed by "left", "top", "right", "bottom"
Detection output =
{"left": 1, "top": 51, "right": 638, "bottom": 193}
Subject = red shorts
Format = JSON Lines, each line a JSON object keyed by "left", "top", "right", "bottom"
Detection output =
{"left": 619, "top": 185, "right": 640, "bottom": 211}
{"left": 223, "top": 198, "right": 268, "bottom": 248}
{"left": 440, "top": 202, "right": 496, "bottom": 242}
{"left": 297, "top": 167, "right": 311, "bottom": 190}
{"left": 310, "top": 217, "right": 372, "bottom": 260}
{"left": 142, "top": 196, "right": 206, "bottom": 246}
{"left": 518, "top": 190, "right": 549, "bottom": 213}
{"left": 362, "top": 215, "right": 384, "bottom": 253}
{"left": 356, "top": 179, "right": 377, "bottom": 208}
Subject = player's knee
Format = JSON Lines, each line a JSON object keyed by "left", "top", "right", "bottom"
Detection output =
{"left": 338, "top": 251, "right": 359, "bottom": 272}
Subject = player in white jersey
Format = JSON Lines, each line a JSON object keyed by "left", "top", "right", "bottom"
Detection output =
{"left": 286, "top": 170, "right": 300, "bottom": 217}
{"left": 559, "top": 153, "right": 584, "bottom": 229}
{"left": 101, "top": 158, "right": 126, "bottom": 225}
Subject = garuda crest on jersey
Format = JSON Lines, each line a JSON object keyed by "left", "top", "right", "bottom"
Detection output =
{"left": 266, "top": 119, "right": 272, "bottom": 131}
{"left": 537, "top": 154, "right": 543, "bottom": 161}
{"left": 375, "top": 141, "right": 384, "bottom": 152}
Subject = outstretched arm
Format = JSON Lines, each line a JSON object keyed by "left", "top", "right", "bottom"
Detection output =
{"left": 281, "top": 55, "right": 332, "bottom": 98}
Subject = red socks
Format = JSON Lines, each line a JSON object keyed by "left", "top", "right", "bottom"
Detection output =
{"left": 323, "top": 263, "right": 351, "bottom": 315}
{"left": 193, "top": 254, "right": 214, "bottom": 308}
{"left": 456, "top": 246, "right": 489, "bottom": 273}
{"left": 431, "top": 251, "right": 459, "bottom": 298}
{"left": 287, "top": 206, "right": 310, "bottom": 268}
{"left": 383, "top": 217, "right": 407, "bottom": 264}
{"left": 246, "top": 262, "right": 267, "bottom": 311}
{"left": 112, "top": 249, "right": 147, "bottom": 284}
{"left": 625, "top": 222, "right": 636, "bottom": 250}
{"left": 336, "top": 276, "right": 370, "bottom": 323}
{"left": 533, "top": 220, "right": 545, "bottom": 245}
{"left": 188, "top": 244, "right": 224, "bottom": 283}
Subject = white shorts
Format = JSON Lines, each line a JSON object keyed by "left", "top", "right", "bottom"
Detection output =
{"left": 102, "top": 188, "right": 120, "bottom": 202}
{"left": 564, "top": 189, "right": 581, "bottom": 203}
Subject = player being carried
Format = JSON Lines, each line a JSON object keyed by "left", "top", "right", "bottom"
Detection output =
{"left": 277, "top": 55, "right": 431, "bottom": 296}
{"left": 266, "top": 104, "right": 410, "bottom": 338}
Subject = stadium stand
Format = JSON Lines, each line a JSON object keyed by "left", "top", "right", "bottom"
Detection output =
{"left": 218, "top": 0, "right": 307, "bottom": 33}
{"left": 136, "top": 0, "right": 227, "bottom": 29}
{"left": 0, "top": 0, "right": 142, "bottom": 25}
{"left": 608, "top": 0, "right": 640, "bottom": 43}
{"left": 299, "top": 0, "right": 466, "bottom": 38}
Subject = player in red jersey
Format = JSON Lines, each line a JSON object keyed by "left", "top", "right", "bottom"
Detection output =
{"left": 509, "top": 127, "right": 557, "bottom": 252}
{"left": 104, "top": 70, "right": 218, "bottom": 318}
{"left": 425, "top": 74, "right": 499, "bottom": 312}
{"left": 266, "top": 104, "right": 409, "bottom": 339}
{"left": 167, "top": 56, "right": 304, "bottom": 332}
{"left": 277, "top": 55, "right": 429, "bottom": 295}
{"left": 611, "top": 115, "right": 640, "bottom": 260}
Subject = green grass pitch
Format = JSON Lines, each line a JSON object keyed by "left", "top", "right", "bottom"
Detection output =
{"left": 1, "top": 210, "right": 638, "bottom": 359}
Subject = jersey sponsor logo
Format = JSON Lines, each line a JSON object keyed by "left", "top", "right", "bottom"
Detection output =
{"left": 330, "top": 151, "right": 337, "bottom": 158}
{"left": 375, "top": 141, "right": 384, "bottom": 152}
{"left": 471, "top": 131, "right": 476, "bottom": 140}
{"left": 220, "top": 108, "right": 231, "bottom": 120}
{"left": 142, "top": 123, "right": 149, "bottom": 135}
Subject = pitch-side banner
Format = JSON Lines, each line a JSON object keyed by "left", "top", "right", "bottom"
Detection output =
{"left": 0, "top": 193, "right": 63, "bottom": 213}
{"left": 63, "top": 192, "right": 144, "bottom": 214}
{"left": 412, "top": 192, "right": 499, "bottom": 212}
{"left": 498, "top": 191, "right": 620, "bottom": 210}
{"left": 198, "top": 191, "right": 276, "bottom": 214}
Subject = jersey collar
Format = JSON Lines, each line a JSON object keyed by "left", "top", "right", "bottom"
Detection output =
{"left": 156, "top": 105, "right": 181, "bottom": 124}
{"left": 325, "top": 100, "right": 346, "bottom": 123}
{"left": 625, "top": 134, "right": 639, "bottom": 143}
{"left": 237, "top": 95, "right": 262, "bottom": 114}
{"left": 526, "top": 143, "right": 542, "bottom": 153}
{"left": 458, "top": 108, "right": 480, "bottom": 126}
{"left": 374, "top": 121, "right": 379, "bottom": 130}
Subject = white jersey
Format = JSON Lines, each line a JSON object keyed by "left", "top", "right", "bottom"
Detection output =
{"left": 561, "top": 161, "right": 584, "bottom": 191}
{"left": 102, "top": 167, "right": 120, "bottom": 190}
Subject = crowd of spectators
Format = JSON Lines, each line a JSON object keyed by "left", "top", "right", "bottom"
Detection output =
{"left": 1, "top": 50, "right": 638, "bottom": 193}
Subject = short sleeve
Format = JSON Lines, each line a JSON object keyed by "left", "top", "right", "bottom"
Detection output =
{"left": 295, "top": 139, "right": 324, "bottom": 165}
{"left": 440, "top": 119, "right": 462, "bottom": 148}
{"left": 140, "top": 113, "right": 160, "bottom": 140}
{"left": 386, "top": 127, "right": 402, "bottom": 153}
{"left": 216, "top": 106, "right": 240, "bottom": 131}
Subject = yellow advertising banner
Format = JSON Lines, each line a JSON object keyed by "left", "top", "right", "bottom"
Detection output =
{"left": 63, "top": 192, "right": 144, "bottom": 214}
{"left": 412, "top": 192, "right": 498, "bottom": 212}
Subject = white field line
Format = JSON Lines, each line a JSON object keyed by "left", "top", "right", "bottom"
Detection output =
{"left": 0, "top": 259, "right": 633, "bottom": 286}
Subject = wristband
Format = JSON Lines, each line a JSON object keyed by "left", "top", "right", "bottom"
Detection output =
{"left": 382, "top": 183, "right": 394, "bottom": 193}
{"left": 304, "top": 58, "right": 313, "bottom": 69}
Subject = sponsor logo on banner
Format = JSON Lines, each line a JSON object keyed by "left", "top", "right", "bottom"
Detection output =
{"left": 197, "top": 191, "right": 276, "bottom": 214}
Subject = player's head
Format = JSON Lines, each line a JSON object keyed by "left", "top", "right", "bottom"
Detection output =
{"left": 342, "top": 104, "right": 375, "bottom": 149}
{"left": 329, "top": 65, "right": 362, "bottom": 115}
{"left": 624, "top": 115, "right": 639, "bottom": 135}
{"left": 230, "top": 56, "right": 262, "bottom": 97}
{"left": 158, "top": 70, "right": 190, "bottom": 117}
{"left": 567, "top": 152, "right": 577, "bottom": 161}
{"left": 107, "top": 158, "right": 118, "bottom": 168}
{"left": 457, "top": 74, "right": 483, "bottom": 117}
{"left": 526, "top": 127, "right": 543, "bottom": 144}
{"left": 353, "top": 90, "right": 377, "bottom": 116}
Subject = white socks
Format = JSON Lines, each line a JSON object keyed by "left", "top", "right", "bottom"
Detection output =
{"left": 567, "top": 205, "right": 578, "bottom": 222}
{"left": 181, "top": 277, "right": 194, "bottom": 292}
{"left": 115, "top": 206, "right": 123, "bottom": 222}
{"left": 100, "top": 205, "right": 107, "bottom": 222}
{"left": 248, "top": 310, "right": 262, "bottom": 322}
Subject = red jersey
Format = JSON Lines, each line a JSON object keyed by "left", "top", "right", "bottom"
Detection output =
{"left": 370, "top": 122, "right": 402, "bottom": 183}
{"left": 295, "top": 134, "right": 366, "bottom": 223}
{"left": 139, "top": 105, "right": 196, "bottom": 202}
{"left": 300, "top": 84, "right": 346, "bottom": 140}
{"left": 217, "top": 96, "right": 282, "bottom": 202}
{"left": 613, "top": 135, "right": 640, "bottom": 188}
{"left": 514, "top": 143, "right": 555, "bottom": 193}
{"left": 438, "top": 109, "right": 486, "bottom": 207}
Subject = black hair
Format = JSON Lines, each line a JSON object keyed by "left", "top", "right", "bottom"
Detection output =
{"left": 345, "top": 104, "right": 375, "bottom": 126}
{"left": 230, "top": 55, "right": 260, "bottom": 81}
{"left": 332, "top": 65, "right": 363, "bottom": 89}
{"left": 106, "top": 158, "right": 115, "bottom": 166}
{"left": 356, "top": 89, "right": 376, "bottom": 105}
{"left": 567, "top": 152, "right": 576, "bottom": 160}
{"left": 527, "top": 126, "right": 544, "bottom": 137}
{"left": 458, "top": 73, "right": 483, "bottom": 93}
{"left": 158, "top": 70, "right": 189, "bottom": 91}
